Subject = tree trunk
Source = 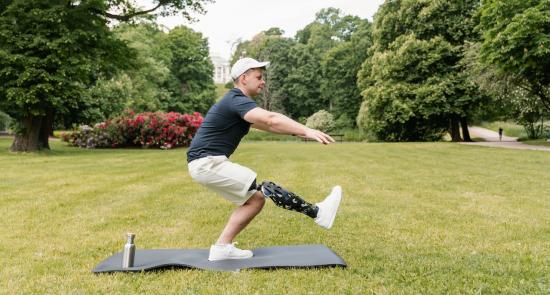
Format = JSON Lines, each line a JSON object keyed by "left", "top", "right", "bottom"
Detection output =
{"left": 10, "top": 116, "right": 43, "bottom": 152}
{"left": 38, "top": 108, "right": 54, "bottom": 149}
{"left": 449, "top": 117, "right": 462, "bottom": 142}
{"left": 460, "top": 117, "right": 472, "bottom": 142}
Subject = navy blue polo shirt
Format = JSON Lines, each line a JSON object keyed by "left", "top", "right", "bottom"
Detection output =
{"left": 187, "top": 88, "right": 258, "bottom": 162}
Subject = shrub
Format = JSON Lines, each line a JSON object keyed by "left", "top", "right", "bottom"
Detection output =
{"left": 61, "top": 125, "right": 110, "bottom": 149}
{"left": 62, "top": 111, "right": 203, "bottom": 149}
{"left": 305, "top": 110, "right": 335, "bottom": 133}
{"left": 334, "top": 113, "right": 354, "bottom": 129}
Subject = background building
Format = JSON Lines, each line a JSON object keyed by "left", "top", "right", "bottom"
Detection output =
{"left": 211, "top": 55, "right": 231, "bottom": 84}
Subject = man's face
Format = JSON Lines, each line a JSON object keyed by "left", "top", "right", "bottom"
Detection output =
{"left": 241, "top": 68, "right": 265, "bottom": 97}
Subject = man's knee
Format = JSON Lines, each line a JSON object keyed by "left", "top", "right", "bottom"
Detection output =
{"left": 246, "top": 192, "right": 265, "bottom": 210}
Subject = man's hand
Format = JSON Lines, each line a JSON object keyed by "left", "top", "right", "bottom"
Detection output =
{"left": 301, "top": 128, "right": 335, "bottom": 145}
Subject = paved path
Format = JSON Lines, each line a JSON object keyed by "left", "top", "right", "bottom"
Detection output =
{"left": 468, "top": 126, "right": 518, "bottom": 142}
{"left": 461, "top": 127, "right": 550, "bottom": 151}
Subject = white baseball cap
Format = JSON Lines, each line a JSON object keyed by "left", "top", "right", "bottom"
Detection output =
{"left": 230, "top": 57, "right": 270, "bottom": 80}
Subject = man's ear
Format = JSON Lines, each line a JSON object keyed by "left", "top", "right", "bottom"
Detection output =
{"left": 238, "top": 74, "right": 247, "bottom": 85}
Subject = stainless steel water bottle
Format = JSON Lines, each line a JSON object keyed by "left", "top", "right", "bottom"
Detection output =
{"left": 122, "top": 233, "right": 135, "bottom": 268}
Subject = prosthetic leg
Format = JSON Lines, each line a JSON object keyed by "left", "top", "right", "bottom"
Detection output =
{"left": 257, "top": 181, "right": 319, "bottom": 218}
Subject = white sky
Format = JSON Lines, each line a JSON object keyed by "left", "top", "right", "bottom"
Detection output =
{"left": 139, "top": 0, "right": 384, "bottom": 59}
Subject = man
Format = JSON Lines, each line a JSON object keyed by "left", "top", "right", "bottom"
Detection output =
{"left": 187, "top": 57, "right": 342, "bottom": 261}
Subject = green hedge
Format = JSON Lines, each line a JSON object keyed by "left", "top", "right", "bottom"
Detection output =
{"left": 243, "top": 128, "right": 369, "bottom": 142}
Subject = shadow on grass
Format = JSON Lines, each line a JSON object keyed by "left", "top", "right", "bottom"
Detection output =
{"left": 93, "top": 264, "right": 345, "bottom": 275}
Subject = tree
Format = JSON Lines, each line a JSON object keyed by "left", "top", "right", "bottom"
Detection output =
{"left": 163, "top": 26, "right": 216, "bottom": 114}
{"left": 357, "top": 0, "right": 483, "bottom": 141}
{"left": 229, "top": 28, "right": 295, "bottom": 113}
{"left": 111, "top": 23, "right": 173, "bottom": 114}
{"left": 0, "top": 110, "right": 11, "bottom": 131}
{"left": 358, "top": 35, "right": 471, "bottom": 141}
{"left": 230, "top": 30, "right": 278, "bottom": 66}
{"left": 70, "top": 23, "right": 173, "bottom": 126}
{"left": 463, "top": 42, "right": 547, "bottom": 139}
{"left": 283, "top": 43, "right": 325, "bottom": 119}
{"left": 478, "top": 0, "right": 550, "bottom": 112}
{"left": 296, "top": 8, "right": 361, "bottom": 45}
{"left": 231, "top": 29, "right": 319, "bottom": 119}
{"left": 321, "top": 19, "right": 372, "bottom": 127}
{"left": 229, "top": 8, "right": 364, "bottom": 121}
{"left": 87, "top": 23, "right": 215, "bottom": 118}
{"left": 0, "top": 0, "right": 209, "bottom": 152}
{"left": 254, "top": 36, "right": 295, "bottom": 113}
{"left": 285, "top": 8, "right": 362, "bottom": 119}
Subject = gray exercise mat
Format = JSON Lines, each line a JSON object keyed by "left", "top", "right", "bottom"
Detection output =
{"left": 93, "top": 244, "right": 346, "bottom": 273}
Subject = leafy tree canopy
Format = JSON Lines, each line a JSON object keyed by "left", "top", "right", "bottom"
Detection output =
{"left": 163, "top": 25, "right": 216, "bottom": 114}
{"left": 478, "top": 0, "right": 550, "bottom": 111}
{"left": 0, "top": 0, "right": 210, "bottom": 151}
{"left": 321, "top": 19, "right": 372, "bottom": 127}
{"left": 357, "top": 0, "right": 483, "bottom": 141}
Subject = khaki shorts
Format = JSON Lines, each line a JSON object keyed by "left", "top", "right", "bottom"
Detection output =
{"left": 188, "top": 155, "right": 258, "bottom": 206}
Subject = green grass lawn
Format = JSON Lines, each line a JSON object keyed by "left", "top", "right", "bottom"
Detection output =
{"left": 1, "top": 137, "right": 549, "bottom": 294}
{"left": 522, "top": 139, "right": 550, "bottom": 147}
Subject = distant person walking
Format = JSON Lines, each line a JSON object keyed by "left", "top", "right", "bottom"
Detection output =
{"left": 498, "top": 127, "right": 503, "bottom": 141}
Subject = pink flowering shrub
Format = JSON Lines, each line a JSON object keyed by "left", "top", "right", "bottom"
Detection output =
{"left": 62, "top": 111, "right": 203, "bottom": 149}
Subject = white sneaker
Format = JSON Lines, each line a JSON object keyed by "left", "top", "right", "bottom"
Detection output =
{"left": 314, "top": 186, "right": 342, "bottom": 229}
{"left": 208, "top": 242, "right": 253, "bottom": 261}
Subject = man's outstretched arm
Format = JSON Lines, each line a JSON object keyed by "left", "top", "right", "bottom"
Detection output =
{"left": 243, "top": 107, "right": 335, "bottom": 145}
